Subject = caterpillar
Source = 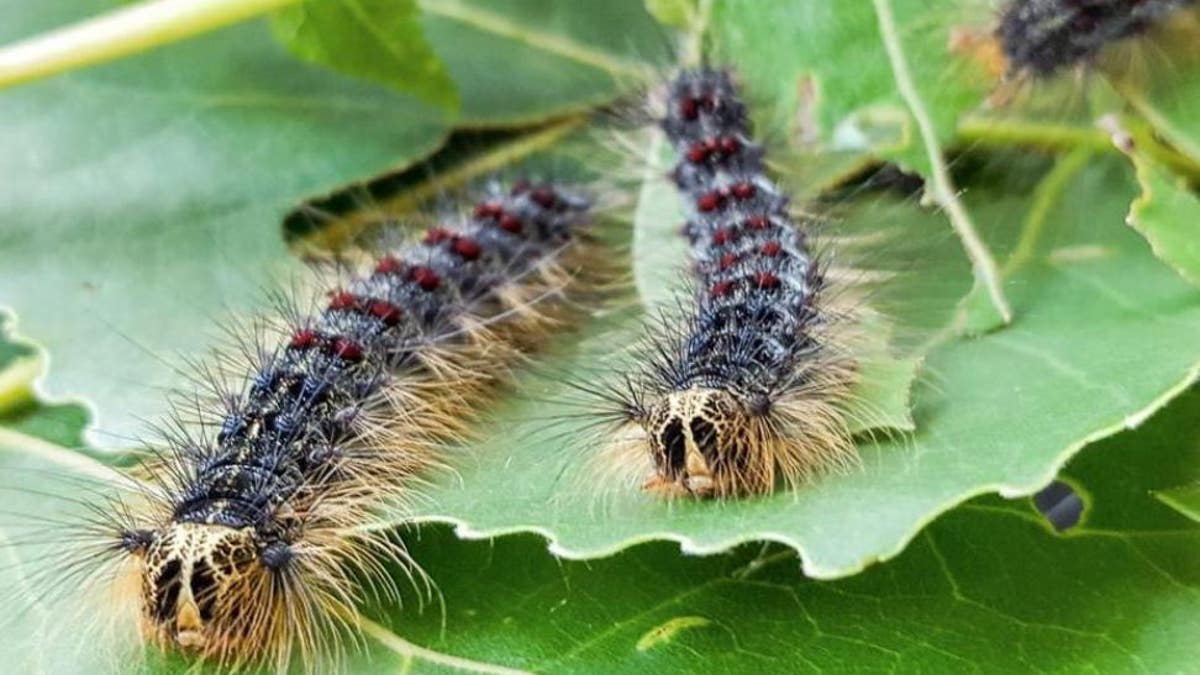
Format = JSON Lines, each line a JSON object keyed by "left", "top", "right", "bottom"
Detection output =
{"left": 996, "top": 0, "right": 1196, "bottom": 77}
{"left": 594, "top": 68, "right": 859, "bottom": 499}
{"left": 37, "top": 179, "right": 593, "bottom": 671}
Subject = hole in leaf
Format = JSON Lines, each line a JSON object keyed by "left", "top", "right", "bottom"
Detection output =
{"left": 1033, "top": 480, "right": 1084, "bottom": 532}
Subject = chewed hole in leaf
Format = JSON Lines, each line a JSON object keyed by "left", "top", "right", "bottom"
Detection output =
{"left": 1033, "top": 479, "right": 1085, "bottom": 532}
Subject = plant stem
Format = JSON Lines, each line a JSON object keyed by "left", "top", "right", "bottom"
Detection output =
{"left": 1003, "top": 147, "right": 1092, "bottom": 275}
{"left": 679, "top": 0, "right": 714, "bottom": 68}
{"left": 872, "top": 0, "right": 1013, "bottom": 324}
{"left": 959, "top": 116, "right": 1200, "bottom": 183}
{"left": 0, "top": 0, "right": 299, "bottom": 90}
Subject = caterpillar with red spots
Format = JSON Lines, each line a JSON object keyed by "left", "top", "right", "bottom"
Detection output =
{"left": 594, "top": 68, "right": 860, "bottom": 498}
{"left": 38, "top": 179, "right": 593, "bottom": 670}
{"left": 996, "top": 0, "right": 1195, "bottom": 78}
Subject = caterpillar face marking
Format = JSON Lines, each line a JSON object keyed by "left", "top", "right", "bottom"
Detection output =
{"left": 59, "top": 179, "right": 595, "bottom": 670}
{"left": 597, "top": 68, "right": 860, "bottom": 499}
{"left": 140, "top": 523, "right": 260, "bottom": 652}
{"left": 643, "top": 388, "right": 752, "bottom": 497}
{"left": 996, "top": 0, "right": 1195, "bottom": 77}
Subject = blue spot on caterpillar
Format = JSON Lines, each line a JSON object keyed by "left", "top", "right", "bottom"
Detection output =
{"left": 595, "top": 68, "right": 860, "bottom": 499}
{"left": 997, "top": 0, "right": 1196, "bottom": 77}
{"left": 37, "top": 179, "right": 593, "bottom": 670}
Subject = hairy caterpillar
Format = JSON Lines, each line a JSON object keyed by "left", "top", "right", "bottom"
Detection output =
{"left": 34, "top": 179, "right": 593, "bottom": 671}
{"left": 996, "top": 0, "right": 1196, "bottom": 77}
{"left": 593, "top": 68, "right": 860, "bottom": 499}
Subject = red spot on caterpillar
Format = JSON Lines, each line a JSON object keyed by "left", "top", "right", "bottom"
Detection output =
{"left": 697, "top": 192, "right": 723, "bottom": 212}
{"left": 710, "top": 280, "right": 735, "bottom": 297}
{"left": 327, "top": 291, "right": 358, "bottom": 311}
{"left": 746, "top": 215, "right": 769, "bottom": 230}
{"left": 679, "top": 97, "right": 699, "bottom": 120}
{"left": 409, "top": 266, "right": 441, "bottom": 291}
{"left": 687, "top": 142, "right": 710, "bottom": 163}
{"left": 289, "top": 330, "right": 319, "bottom": 349}
{"left": 329, "top": 337, "right": 363, "bottom": 362}
{"left": 718, "top": 137, "right": 740, "bottom": 155}
{"left": 423, "top": 228, "right": 452, "bottom": 244}
{"left": 713, "top": 228, "right": 736, "bottom": 246}
{"left": 732, "top": 182, "right": 756, "bottom": 200}
{"left": 452, "top": 236, "right": 482, "bottom": 260}
{"left": 760, "top": 241, "right": 782, "bottom": 256}
{"left": 530, "top": 186, "right": 557, "bottom": 209}
{"left": 474, "top": 202, "right": 503, "bottom": 219}
{"left": 719, "top": 252, "right": 738, "bottom": 270}
{"left": 754, "top": 272, "right": 781, "bottom": 289}
{"left": 367, "top": 300, "right": 402, "bottom": 326}
{"left": 498, "top": 213, "right": 523, "bottom": 234}
{"left": 375, "top": 256, "right": 402, "bottom": 275}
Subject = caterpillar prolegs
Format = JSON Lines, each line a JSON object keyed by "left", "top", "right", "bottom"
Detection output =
{"left": 598, "top": 68, "right": 861, "bottom": 499}
{"left": 62, "top": 179, "right": 593, "bottom": 670}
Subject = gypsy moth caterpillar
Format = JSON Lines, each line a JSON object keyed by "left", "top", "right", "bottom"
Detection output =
{"left": 24, "top": 178, "right": 595, "bottom": 671}
{"left": 996, "top": 0, "right": 1196, "bottom": 78}
{"left": 590, "top": 68, "right": 864, "bottom": 499}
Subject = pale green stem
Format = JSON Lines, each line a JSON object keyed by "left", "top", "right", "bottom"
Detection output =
{"left": 679, "top": 0, "right": 714, "bottom": 68}
{"left": 0, "top": 0, "right": 299, "bottom": 90}
{"left": 872, "top": 0, "right": 1013, "bottom": 324}
{"left": 959, "top": 116, "right": 1200, "bottom": 182}
{"left": 1003, "top": 147, "right": 1093, "bottom": 275}
{"left": 338, "top": 605, "right": 530, "bottom": 675}
{"left": 417, "top": 0, "right": 646, "bottom": 79}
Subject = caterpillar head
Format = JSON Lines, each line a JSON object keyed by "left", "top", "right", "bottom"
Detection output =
{"left": 135, "top": 522, "right": 276, "bottom": 660}
{"left": 641, "top": 387, "right": 771, "bottom": 498}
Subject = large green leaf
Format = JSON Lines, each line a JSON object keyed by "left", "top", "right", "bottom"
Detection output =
{"left": 711, "top": 0, "right": 1011, "bottom": 328}
{"left": 272, "top": 0, "right": 460, "bottom": 110}
{"left": 402, "top": 152, "right": 1200, "bottom": 577}
{"left": 381, "top": 387, "right": 1200, "bottom": 673}
{"left": 1157, "top": 482, "right": 1200, "bottom": 522}
{"left": 416, "top": 0, "right": 670, "bottom": 126}
{"left": 1126, "top": 149, "right": 1200, "bottom": 286}
{"left": 709, "top": 0, "right": 990, "bottom": 177}
{"left": 3, "top": 361, "right": 1197, "bottom": 672}
{"left": 0, "top": 0, "right": 455, "bottom": 450}
{"left": 1108, "top": 7, "right": 1200, "bottom": 163}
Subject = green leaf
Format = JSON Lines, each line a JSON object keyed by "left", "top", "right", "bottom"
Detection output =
{"left": 710, "top": 0, "right": 990, "bottom": 176}
{"left": 1156, "top": 483, "right": 1200, "bottom": 522}
{"left": 389, "top": 387, "right": 1200, "bottom": 672}
{"left": 851, "top": 343, "right": 920, "bottom": 433}
{"left": 644, "top": 0, "right": 695, "bottom": 28}
{"left": 711, "top": 0, "right": 1011, "bottom": 328}
{"left": 0, "top": 1, "right": 451, "bottom": 450}
{"left": 5, "top": 379, "right": 1197, "bottom": 672}
{"left": 272, "top": 0, "right": 459, "bottom": 111}
{"left": 416, "top": 0, "right": 670, "bottom": 125}
{"left": 404, "top": 152, "right": 1200, "bottom": 577}
{"left": 8, "top": 0, "right": 1200, "bottom": 595}
{"left": 1126, "top": 148, "right": 1200, "bottom": 286}
{"left": 286, "top": 117, "right": 589, "bottom": 251}
{"left": 1108, "top": 10, "right": 1200, "bottom": 163}
{"left": 630, "top": 133, "right": 688, "bottom": 309}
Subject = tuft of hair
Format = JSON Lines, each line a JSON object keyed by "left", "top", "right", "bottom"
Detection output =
{"left": 590, "top": 67, "right": 864, "bottom": 499}
{"left": 25, "top": 178, "right": 597, "bottom": 671}
{"left": 995, "top": 0, "right": 1196, "bottom": 78}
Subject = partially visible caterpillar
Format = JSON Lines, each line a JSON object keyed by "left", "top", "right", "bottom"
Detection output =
{"left": 597, "top": 68, "right": 859, "bottom": 499}
{"left": 996, "top": 0, "right": 1196, "bottom": 77}
{"left": 53, "top": 179, "right": 592, "bottom": 670}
